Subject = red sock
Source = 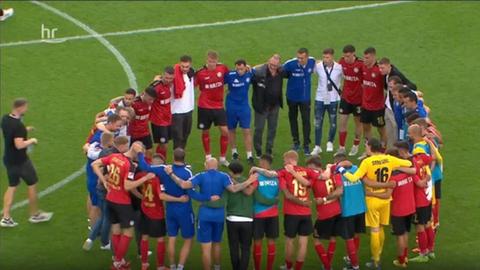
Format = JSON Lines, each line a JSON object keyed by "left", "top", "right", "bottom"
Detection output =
{"left": 353, "top": 137, "right": 361, "bottom": 146}
{"left": 346, "top": 239, "right": 359, "bottom": 267}
{"left": 202, "top": 132, "right": 210, "bottom": 155}
{"left": 339, "top": 131, "right": 347, "bottom": 147}
{"left": 267, "top": 243, "right": 276, "bottom": 270}
{"left": 115, "top": 234, "right": 132, "bottom": 262}
{"left": 314, "top": 243, "right": 329, "bottom": 268}
{"left": 253, "top": 243, "right": 262, "bottom": 270}
{"left": 403, "top": 247, "right": 408, "bottom": 258}
{"left": 140, "top": 239, "right": 149, "bottom": 264}
{"left": 417, "top": 231, "right": 428, "bottom": 254}
{"left": 354, "top": 236, "right": 360, "bottom": 252}
{"left": 155, "top": 145, "right": 167, "bottom": 160}
{"left": 157, "top": 241, "right": 166, "bottom": 267}
{"left": 294, "top": 261, "right": 304, "bottom": 270}
{"left": 433, "top": 200, "right": 440, "bottom": 226}
{"left": 398, "top": 255, "right": 406, "bottom": 264}
{"left": 220, "top": 134, "right": 228, "bottom": 157}
{"left": 425, "top": 226, "right": 436, "bottom": 252}
{"left": 285, "top": 260, "right": 293, "bottom": 270}
{"left": 327, "top": 240, "right": 336, "bottom": 263}
{"left": 112, "top": 234, "right": 121, "bottom": 255}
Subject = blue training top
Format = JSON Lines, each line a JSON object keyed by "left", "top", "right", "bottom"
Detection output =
{"left": 340, "top": 165, "right": 367, "bottom": 217}
{"left": 283, "top": 57, "right": 316, "bottom": 102}
{"left": 225, "top": 70, "right": 253, "bottom": 108}
{"left": 253, "top": 174, "right": 279, "bottom": 216}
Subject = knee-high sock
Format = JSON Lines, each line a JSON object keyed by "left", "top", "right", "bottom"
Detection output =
{"left": 156, "top": 145, "right": 167, "bottom": 160}
{"left": 417, "top": 231, "right": 428, "bottom": 255}
{"left": 267, "top": 243, "right": 276, "bottom": 270}
{"left": 327, "top": 240, "right": 336, "bottom": 264}
{"left": 354, "top": 236, "right": 360, "bottom": 252}
{"left": 433, "top": 200, "right": 440, "bottom": 227}
{"left": 339, "top": 131, "right": 347, "bottom": 147}
{"left": 253, "top": 243, "right": 262, "bottom": 270}
{"left": 425, "top": 226, "right": 436, "bottom": 252}
{"left": 379, "top": 227, "right": 385, "bottom": 255}
{"left": 140, "top": 239, "right": 149, "bottom": 264}
{"left": 202, "top": 133, "right": 210, "bottom": 155}
{"left": 220, "top": 135, "right": 228, "bottom": 157}
{"left": 115, "top": 235, "right": 132, "bottom": 262}
{"left": 314, "top": 243, "right": 329, "bottom": 269}
{"left": 346, "top": 239, "right": 359, "bottom": 267}
{"left": 112, "top": 234, "right": 121, "bottom": 255}
{"left": 157, "top": 241, "right": 166, "bottom": 267}
{"left": 294, "top": 261, "right": 304, "bottom": 270}
{"left": 370, "top": 231, "right": 381, "bottom": 262}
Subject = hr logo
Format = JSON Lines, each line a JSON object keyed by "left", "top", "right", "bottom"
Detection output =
{"left": 41, "top": 24, "right": 65, "bottom": 43}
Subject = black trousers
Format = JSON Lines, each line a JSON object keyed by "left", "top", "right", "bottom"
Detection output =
{"left": 253, "top": 106, "right": 280, "bottom": 156}
{"left": 226, "top": 220, "right": 253, "bottom": 270}
{"left": 287, "top": 100, "right": 311, "bottom": 147}
{"left": 171, "top": 111, "right": 193, "bottom": 150}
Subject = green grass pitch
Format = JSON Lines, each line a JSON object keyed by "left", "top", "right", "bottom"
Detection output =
{"left": 1, "top": 1, "right": 479, "bottom": 269}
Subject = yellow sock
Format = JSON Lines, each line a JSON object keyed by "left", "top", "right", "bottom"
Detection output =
{"left": 370, "top": 231, "right": 381, "bottom": 262}
{"left": 379, "top": 227, "right": 385, "bottom": 254}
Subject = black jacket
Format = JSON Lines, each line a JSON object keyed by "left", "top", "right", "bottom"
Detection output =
{"left": 251, "top": 64, "right": 283, "bottom": 114}
{"left": 385, "top": 65, "right": 417, "bottom": 90}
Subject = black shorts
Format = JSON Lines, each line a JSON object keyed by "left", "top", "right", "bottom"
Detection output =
{"left": 132, "top": 135, "right": 153, "bottom": 150}
{"left": 435, "top": 181, "right": 442, "bottom": 199}
{"left": 313, "top": 215, "right": 342, "bottom": 240}
{"left": 197, "top": 108, "right": 227, "bottom": 130}
{"left": 151, "top": 123, "right": 171, "bottom": 144}
{"left": 414, "top": 205, "right": 432, "bottom": 225}
{"left": 283, "top": 215, "right": 313, "bottom": 238}
{"left": 339, "top": 99, "right": 361, "bottom": 116}
{"left": 360, "top": 108, "right": 385, "bottom": 127}
{"left": 391, "top": 214, "right": 413, "bottom": 235}
{"left": 338, "top": 213, "right": 366, "bottom": 240}
{"left": 253, "top": 216, "right": 279, "bottom": 240}
{"left": 107, "top": 201, "right": 136, "bottom": 229}
{"left": 5, "top": 159, "right": 38, "bottom": 187}
{"left": 140, "top": 213, "right": 166, "bottom": 238}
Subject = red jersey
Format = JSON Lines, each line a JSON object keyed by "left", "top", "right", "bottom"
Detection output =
{"left": 195, "top": 64, "right": 229, "bottom": 109}
{"left": 312, "top": 173, "right": 342, "bottom": 220}
{"left": 361, "top": 63, "right": 385, "bottom": 111}
{"left": 278, "top": 166, "right": 318, "bottom": 216}
{"left": 339, "top": 57, "right": 363, "bottom": 105}
{"left": 390, "top": 171, "right": 416, "bottom": 216}
{"left": 137, "top": 171, "right": 165, "bottom": 220}
{"left": 101, "top": 153, "right": 135, "bottom": 205}
{"left": 149, "top": 80, "right": 172, "bottom": 126}
{"left": 413, "top": 155, "right": 433, "bottom": 207}
{"left": 129, "top": 96, "right": 151, "bottom": 139}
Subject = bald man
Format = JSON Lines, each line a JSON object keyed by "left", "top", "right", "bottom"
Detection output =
{"left": 251, "top": 54, "right": 284, "bottom": 157}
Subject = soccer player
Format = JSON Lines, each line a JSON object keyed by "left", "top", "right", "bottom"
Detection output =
{"left": 172, "top": 55, "right": 196, "bottom": 150}
{"left": 136, "top": 147, "right": 196, "bottom": 270}
{"left": 224, "top": 161, "right": 256, "bottom": 270}
{"left": 307, "top": 156, "right": 343, "bottom": 270}
{"left": 91, "top": 140, "right": 154, "bottom": 270}
{"left": 249, "top": 155, "right": 280, "bottom": 270}
{"left": 338, "top": 45, "right": 364, "bottom": 156}
{"left": 109, "top": 88, "right": 137, "bottom": 109}
{"left": 195, "top": 50, "right": 230, "bottom": 166}
{"left": 150, "top": 66, "right": 175, "bottom": 159}
{"left": 166, "top": 157, "right": 256, "bottom": 270}
{"left": 1, "top": 98, "right": 53, "bottom": 227}
{"left": 283, "top": 48, "right": 316, "bottom": 155}
{"left": 403, "top": 91, "right": 428, "bottom": 118}
{"left": 311, "top": 48, "right": 343, "bottom": 155}
{"left": 336, "top": 138, "right": 415, "bottom": 269}
{"left": 129, "top": 87, "right": 157, "bottom": 156}
{"left": 225, "top": 59, "right": 254, "bottom": 164}
{"left": 360, "top": 47, "right": 387, "bottom": 151}
{"left": 137, "top": 155, "right": 190, "bottom": 270}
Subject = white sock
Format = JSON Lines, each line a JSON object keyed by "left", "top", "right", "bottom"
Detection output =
{"left": 170, "top": 264, "right": 177, "bottom": 270}
{"left": 177, "top": 265, "right": 184, "bottom": 270}
{"left": 232, "top": 148, "right": 238, "bottom": 154}
{"left": 205, "top": 154, "right": 212, "bottom": 160}
{"left": 246, "top": 151, "right": 253, "bottom": 158}
{"left": 220, "top": 156, "right": 226, "bottom": 162}
{"left": 214, "top": 265, "right": 221, "bottom": 270}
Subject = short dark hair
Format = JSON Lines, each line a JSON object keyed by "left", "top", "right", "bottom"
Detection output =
{"left": 388, "top": 75, "right": 403, "bottom": 84}
{"left": 228, "top": 161, "right": 244, "bottom": 175}
{"left": 180, "top": 55, "right": 192, "bottom": 63}
{"left": 107, "top": 113, "right": 122, "bottom": 124}
{"left": 394, "top": 140, "right": 410, "bottom": 151}
{"left": 260, "top": 154, "right": 273, "bottom": 165}
{"left": 306, "top": 156, "right": 322, "bottom": 168}
{"left": 367, "top": 138, "right": 383, "bottom": 152}
{"left": 398, "top": 87, "right": 412, "bottom": 96}
{"left": 173, "top": 148, "right": 185, "bottom": 162}
{"left": 364, "top": 47, "right": 376, "bottom": 55}
{"left": 297, "top": 47, "right": 309, "bottom": 55}
{"left": 164, "top": 66, "right": 175, "bottom": 75}
{"left": 385, "top": 148, "right": 400, "bottom": 158}
{"left": 144, "top": 86, "right": 157, "bottom": 98}
{"left": 323, "top": 48, "right": 334, "bottom": 55}
{"left": 406, "top": 112, "right": 420, "bottom": 124}
{"left": 333, "top": 152, "right": 348, "bottom": 163}
{"left": 13, "top": 98, "right": 28, "bottom": 109}
{"left": 235, "top": 59, "right": 247, "bottom": 66}
{"left": 405, "top": 91, "right": 418, "bottom": 103}
{"left": 125, "top": 88, "right": 136, "bottom": 96}
{"left": 378, "top": 57, "right": 391, "bottom": 65}
{"left": 342, "top": 44, "right": 356, "bottom": 53}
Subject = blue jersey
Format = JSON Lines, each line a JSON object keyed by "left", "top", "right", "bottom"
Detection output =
{"left": 283, "top": 57, "right": 316, "bottom": 102}
{"left": 190, "top": 170, "right": 232, "bottom": 222}
{"left": 340, "top": 166, "right": 366, "bottom": 217}
{"left": 225, "top": 70, "right": 253, "bottom": 108}
{"left": 253, "top": 174, "right": 279, "bottom": 217}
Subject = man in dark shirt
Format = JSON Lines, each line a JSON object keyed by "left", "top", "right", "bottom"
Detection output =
{"left": 1, "top": 98, "right": 53, "bottom": 227}
{"left": 251, "top": 54, "right": 284, "bottom": 157}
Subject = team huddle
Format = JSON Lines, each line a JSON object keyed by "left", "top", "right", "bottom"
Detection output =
{"left": 78, "top": 45, "right": 443, "bottom": 270}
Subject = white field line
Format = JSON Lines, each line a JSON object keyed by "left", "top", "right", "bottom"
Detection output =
{"left": 5, "top": 0, "right": 409, "bottom": 212}
{"left": 1, "top": 1, "right": 411, "bottom": 49}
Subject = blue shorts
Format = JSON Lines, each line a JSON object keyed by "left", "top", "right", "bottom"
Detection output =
{"left": 226, "top": 106, "right": 251, "bottom": 130}
{"left": 197, "top": 220, "right": 224, "bottom": 243}
{"left": 166, "top": 209, "right": 195, "bottom": 238}
{"left": 86, "top": 164, "right": 99, "bottom": 206}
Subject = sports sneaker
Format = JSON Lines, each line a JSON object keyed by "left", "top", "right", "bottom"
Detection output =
{"left": 349, "top": 145, "right": 359, "bottom": 156}
{"left": 427, "top": 252, "right": 436, "bottom": 260}
{"left": 0, "top": 8, "right": 14, "bottom": 22}
{"left": 247, "top": 157, "right": 255, "bottom": 166}
{"left": 100, "top": 243, "right": 111, "bottom": 250}
{"left": 279, "top": 265, "right": 293, "bottom": 270}
{"left": 310, "top": 145, "right": 322, "bottom": 156}
{"left": 83, "top": 238, "right": 93, "bottom": 251}
{"left": 409, "top": 254, "right": 429, "bottom": 263}
{"left": 232, "top": 152, "right": 239, "bottom": 160}
{"left": 365, "top": 260, "right": 381, "bottom": 269}
{"left": 219, "top": 158, "right": 230, "bottom": 167}
{"left": 336, "top": 146, "right": 346, "bottom": 155}
{"left": 0, "top": 217, "right": 18, "bottom": 228}
{"left": 326, "top": 141, "right": 334, "bottom": 152}
{"left": 393, "top": 259, "right": 407, "bottom": 268}
{"left": 28, "top": 211, "right": 53, "bottom": 224}
{"left": 303, "top": 146, "right": 310, "bottom": 156}
{"left": 292, "top": 143, "right": 300, "bottom": 152}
